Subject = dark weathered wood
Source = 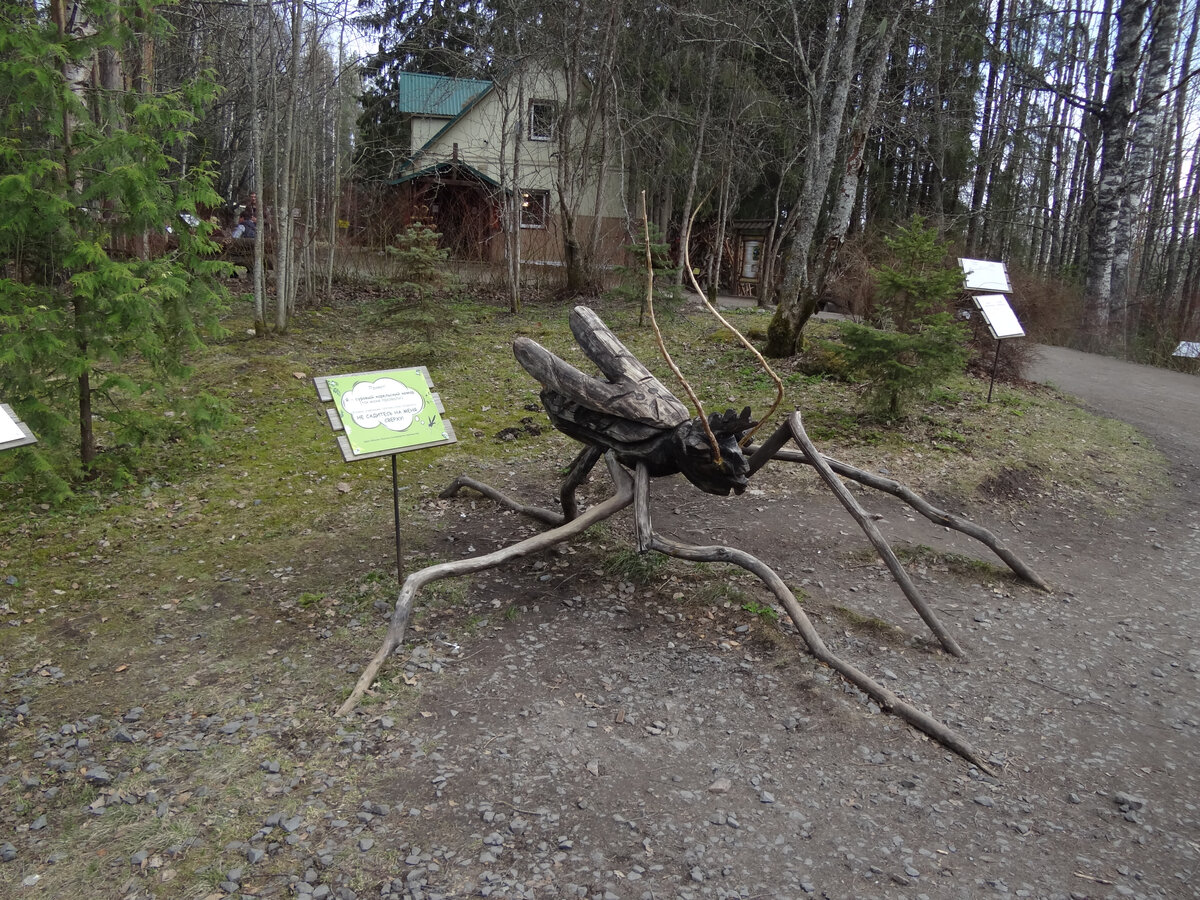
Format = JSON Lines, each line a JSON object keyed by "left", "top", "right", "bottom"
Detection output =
{"left": 748, "top": 442, "right": 1051, "bottom": 591}
{"left": 560, "top": 444, "right": 603, "bottom": 521}
{"left": 568, "top": 306, "right": 690, "bottom": 424}
{"left": 339, "top": 305, "right": 1028, "bottom": 774}
{"left": 439, "top": 475, "right": 563, "bottom": 527}
{"left": 632, "top": 464, "right": 997, "bottom": 775}
{"left": 514, "top": 307, "right": 753, "bottom": 496}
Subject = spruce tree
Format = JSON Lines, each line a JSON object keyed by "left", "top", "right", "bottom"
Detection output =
{"left": 0, "top": 0, "right": 228, "bottom": 497}
{"left": 836, "top": 217, "right": 968, "bottom": 420}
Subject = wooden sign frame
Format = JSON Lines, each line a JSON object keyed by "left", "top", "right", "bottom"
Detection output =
{"left": 314, "top": 366, "right": 456, "bottom": 463}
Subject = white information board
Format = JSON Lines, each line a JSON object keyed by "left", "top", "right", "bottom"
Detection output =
{"left": 0, "top": 403, "right": 37, "bottom": 450}
{"left": 1172, "top": 341, "right": 1200, "bottom": 359}
{"left": 973, "top": 294, "right": 1025, "bottom": 340}
{"left": 959, "top": 258, "right": 1012, "bottom": 293}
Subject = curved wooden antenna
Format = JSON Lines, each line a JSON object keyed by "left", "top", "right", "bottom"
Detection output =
{"left": 639, "top": 190, "right": 723, "bottom": 467}
{"left": 680, "top": 198, "right": 785, "bottom": 447}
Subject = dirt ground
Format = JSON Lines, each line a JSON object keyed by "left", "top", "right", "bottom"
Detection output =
{"left": 336, "top": 344, "right": 1200, "bottom": 899}
{"left": 3, "top": 342, "right": 1198, "bottom": 900}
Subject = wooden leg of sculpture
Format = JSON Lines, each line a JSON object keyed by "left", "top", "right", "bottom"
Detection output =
{"left": 560, "top": 445, "right": 603, "bottom": 522}
{"left": 439, "top": 444, "right": 605, "bottom": 527}
{"left": 749, "top": 443, "right": 1049, "bottom": 592}
{"left": 439, "top": 476, "right": 565, "bottom": 527}
{"left": 633, "top": 463, "right": 997, "bottom": 776}
{"left": 779, "top": 413, "right": 965, "bottom": 657}
{"left": 338, "top": 454, "right": 635, "bottom": 716}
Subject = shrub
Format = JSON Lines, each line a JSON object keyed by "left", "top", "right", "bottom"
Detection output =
{"left": 607, "top": 222, "right": 683, "bottom": 322}
{"left": 838, "top": 217, "right": 968, "bottom": 419}
{"left": 386, "top": 220, "right": 450, "bottom": 299}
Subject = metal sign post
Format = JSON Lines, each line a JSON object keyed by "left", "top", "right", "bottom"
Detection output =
{"left": 315, "top": 367, "right": 456, "bottom": 585}
{"left": 971, "top": 293, "right": 1026, "bottom": 402}
{"left": 958, "top": 259, "right": 1025, "bottom": 404}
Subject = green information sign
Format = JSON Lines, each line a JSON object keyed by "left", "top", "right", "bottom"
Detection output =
{"left": 315, "top": 367, "right": 456, "bottom": 462}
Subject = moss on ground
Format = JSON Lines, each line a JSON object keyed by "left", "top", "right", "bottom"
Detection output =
{"left": 0, "top": 291, "right": 1172, "bottom": 896}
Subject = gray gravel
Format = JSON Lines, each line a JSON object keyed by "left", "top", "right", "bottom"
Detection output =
{"left": 1, "top": 346, "right": 1198, "bottom": 898}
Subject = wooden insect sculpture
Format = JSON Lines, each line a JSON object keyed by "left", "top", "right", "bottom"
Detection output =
{"left": 513, "top": 306, "right": 753, "bottom": 497}
{"left": 338, "top": 302, "right": 1051, "bottom": 777}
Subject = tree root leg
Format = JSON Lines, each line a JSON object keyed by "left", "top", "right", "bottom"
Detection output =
{"left": 782, "top": 412, "right": 965, "bottom": 657}
{"left": 560, "top": 445, "right": 603, "bottom": 521}
{"left": 633, "top": 463, "right": 997, "bottom": 776}
{"left": 749, "top": 443, "right": 1049, "bottom": 592}
{"left": 439, "top": 475, "right": 564, "bottom": 527}
{"left": 338, "top": 454, "right": 634, "bottom": 716}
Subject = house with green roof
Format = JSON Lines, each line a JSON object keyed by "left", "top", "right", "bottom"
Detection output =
{"left": 387, "top": 68, "right": 627, "bottom": 275}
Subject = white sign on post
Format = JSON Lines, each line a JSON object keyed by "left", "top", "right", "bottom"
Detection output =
{"left": 0, "top": 403, "right": 37, "bottom": 450}
{"left": 1172, "top": 341, "right": 1200, "bottom": 359}
{"left": 973, "top": 294, "right": 1025, "bottom": 340}
{"left": 959, "top": 258, "right": 1012, "bottom": 294}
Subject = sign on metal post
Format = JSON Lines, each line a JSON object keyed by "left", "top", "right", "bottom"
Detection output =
{"left": 959, "top": 258, "right": 1012, "bottom": 294}
{"left": 0, "top": 403, "right": 37, "bottom": 451}
{"left": 1172, "top": 342, "right": 1200, "bottom": 359}
{"left": 972, "top": 294, "right": 1025, "bottom": 340}
{"left": 959, "top": 259, "right": 1025, "bottom": 403}
{"left": 315, "top": 367, "right": 457, "bottom": 584}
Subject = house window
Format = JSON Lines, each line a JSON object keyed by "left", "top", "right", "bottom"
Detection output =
{"left": 520, "top": 189, "right": 549, "bottom": 228}
{"left": 528, "top": 100, "right": 555, "bottom": 141}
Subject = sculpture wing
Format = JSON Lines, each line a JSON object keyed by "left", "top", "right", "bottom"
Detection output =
{"left": 512, "top": 306, "right": 689, "bottom": 430}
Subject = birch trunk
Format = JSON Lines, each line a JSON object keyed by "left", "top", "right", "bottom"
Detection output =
{"left": 249, "top": 0, "right": 266, "bottom": 333}
{"left": 1111, "top": 0, "right": 1181, "bottom": 343}
{"left": 811, "top": 15, "right": 894, "bottom": 301}
{"left": 766, "top": 0, "right": 869, "bottom": 357}
{"left": 1082, "top": 0, "right": 1150, "bottom": 340}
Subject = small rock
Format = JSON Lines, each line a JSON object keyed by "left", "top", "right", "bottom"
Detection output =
{"left": 708, "top": 777, "right": 732, "bottom": 794}
{"left": 84, "top": 766, "right": 112, "bottom": 785}
{"left": 1, "top": 842, "right": 17, "bottom": 862}
{"left": 1113, "top": 792, "right": 1146, "bottom": 811}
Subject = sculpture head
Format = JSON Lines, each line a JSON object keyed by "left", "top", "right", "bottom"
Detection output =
{"left": 673, "top": 407, "right": 754, "bottom": 496}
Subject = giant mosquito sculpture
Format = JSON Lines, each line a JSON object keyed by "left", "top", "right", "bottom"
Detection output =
{"left": 339, "top": 203, "right": 1048, "bottom": 775}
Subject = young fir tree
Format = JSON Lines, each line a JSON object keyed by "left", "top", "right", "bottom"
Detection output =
{"left": 0, "top": 0, "right": 229, "bottom": 498}
{"left": 837, "top": 217, "right": 968, "bottom": 420}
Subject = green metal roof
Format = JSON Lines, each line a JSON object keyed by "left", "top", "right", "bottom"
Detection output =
{"left": 389, "top": 161, "right": 501, "bottom": 189}
{"left": 395, "top": 72, "right": 492, "bottom": 117}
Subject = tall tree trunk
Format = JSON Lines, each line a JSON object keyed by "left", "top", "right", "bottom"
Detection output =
{"left": 1082, "top": 0, "right": 1146, "bottom": 340}
{"left": 967, "top": 0, "right": 1005, "bottom": 254}
{"left": 766, "top": 0, "right": 869, "bottom": 357}
{"left": 275, "top": 0, "right": 301, "bottom": 332}
{"left": 326, "top": 32, "right": 345, "bottom": 300}
{"left": 1111, "top": 0, "right": 1181, "bottom": 345}
{"left": 249, "top": 0, "right": 266, "bottom": 334}
{"left": 506, "top": 66, "right": 524, "bottom": 313}
{"left": 1160, "top": 6, "right": 1199, "bottom": 311}
{"left": 53, "top": 0, "right": 98, "bottom": 470}
{"left": 812, "top": 15, "right": 895, "bottom": 301}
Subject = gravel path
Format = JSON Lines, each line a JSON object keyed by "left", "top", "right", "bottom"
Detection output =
{"left": 2, "top": 345, "right": 1198, "bottom": 899}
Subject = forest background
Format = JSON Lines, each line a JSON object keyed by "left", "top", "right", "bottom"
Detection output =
{"left": 2, "top": 0, "right": 1199, "bottom": 492}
